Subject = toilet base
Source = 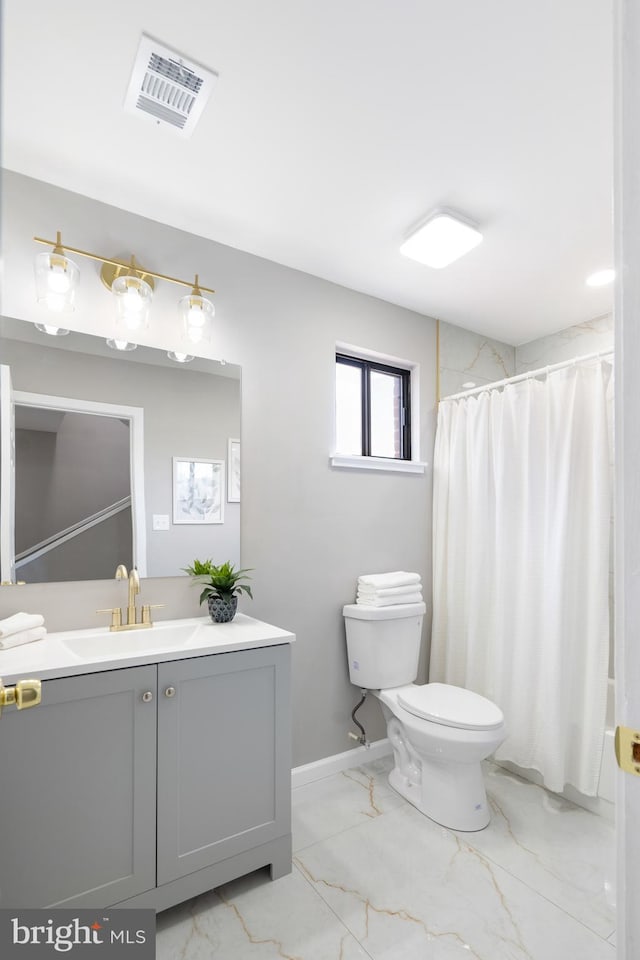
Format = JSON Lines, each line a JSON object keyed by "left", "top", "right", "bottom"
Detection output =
{"left": 388, "top": 760, "right": 490, "bottom": 831}
{"left": 386, "top": 716, "right": 491, "bottom": 831}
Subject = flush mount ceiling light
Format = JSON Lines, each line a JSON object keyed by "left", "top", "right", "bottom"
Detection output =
{"left": 586, "top": 269, "right": 615, "bottom": 287}
{"left": 33, "top": 233, "right": 215, "bottom": 348}
{"left": 400, "top": 209, "right": 483, "bottom": 269}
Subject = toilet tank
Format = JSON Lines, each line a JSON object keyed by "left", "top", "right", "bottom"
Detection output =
{"left": 343, "top": 602, "right": 426, "bottom": 689}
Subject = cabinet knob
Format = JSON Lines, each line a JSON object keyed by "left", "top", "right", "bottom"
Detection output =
{"left": 142, "top": 691, "right": 153, "bottom": 703}
{"left": 164, "top": 687, "right": 176, "bottom": 698}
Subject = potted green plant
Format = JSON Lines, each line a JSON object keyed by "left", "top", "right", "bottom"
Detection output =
{"left": 184, "top": 559, "right": 253, "bottom": 623}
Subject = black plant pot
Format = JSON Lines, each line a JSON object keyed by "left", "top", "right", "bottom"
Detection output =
{"left": 207, "top": 595, "right": 238, "bottom": 623}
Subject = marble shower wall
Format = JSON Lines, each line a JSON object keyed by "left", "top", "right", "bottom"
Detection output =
{"left": 515, "top": 314, "right": 613, "bottom": 372}
{"left": 438, "top": 322, "right": 515, "bottom": 398}
{"left": 439, "top": 313, "right": 613, "bottom": 395}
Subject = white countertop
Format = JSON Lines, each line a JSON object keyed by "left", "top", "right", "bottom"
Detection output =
{"left": 0, "top": 614, "right": 295, "bottom": 685}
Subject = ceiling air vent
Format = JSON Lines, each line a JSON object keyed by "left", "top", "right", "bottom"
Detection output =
{"left": 124, "top": 34, "right": 218, "bottom": 138}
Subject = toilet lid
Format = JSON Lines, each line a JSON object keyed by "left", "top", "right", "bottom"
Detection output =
{"left": 397, "top": 683, "right": 504, "bottom": 731}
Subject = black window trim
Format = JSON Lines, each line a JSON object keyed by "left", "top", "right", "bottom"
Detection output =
{"left": 336, "top": 352, "right": 412, "bottom": 461}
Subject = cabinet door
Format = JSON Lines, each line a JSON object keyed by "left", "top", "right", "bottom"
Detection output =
{"left": 157, "top": 645, "right": 291, "bottom": 885}
{"left": 0, "top": 665, "right": 157, "bottom": 908}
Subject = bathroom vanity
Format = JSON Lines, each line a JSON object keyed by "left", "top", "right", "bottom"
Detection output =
{"left": 0, "top": 615, "right": 294, "bottom": 910}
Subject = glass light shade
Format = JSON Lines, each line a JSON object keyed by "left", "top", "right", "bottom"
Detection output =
{"left": 106, "top": 338, "right": 137, "bottom": 352}
{"left": 35, "top": 324, "right": 70, "bottom": 337}
{"left": 34, "top": 251, "right": 80, "bottom": 313}
{"left": 167, "top": 351, "right": 194, "bottom": 363}
{"left": 112, "top": 275, "right": 152, "bottom": 332}
{"left": 179, "top": 293, "right": 214, "bottom": 344}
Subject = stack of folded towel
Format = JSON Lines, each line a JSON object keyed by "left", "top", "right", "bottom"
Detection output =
{"left": 356, "top": 571, "right": 423, "bottom": 606}
{"left": 0, "top": 612, "right": 47, "bottom": 650}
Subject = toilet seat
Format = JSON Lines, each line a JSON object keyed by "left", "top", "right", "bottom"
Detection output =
{"left": 397, "top": 683, "right": 503, "bottom": 731}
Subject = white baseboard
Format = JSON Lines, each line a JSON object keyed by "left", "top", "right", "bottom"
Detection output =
{"left": 291, "top": 738, "right": 392, "bottom": 789}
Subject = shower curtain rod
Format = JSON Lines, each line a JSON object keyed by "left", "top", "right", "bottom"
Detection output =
{"left": 442, "top": 348, "right": 614, "bottom": 402}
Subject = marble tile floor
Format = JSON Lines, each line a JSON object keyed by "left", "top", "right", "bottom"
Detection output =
{"left": 156, "top": 758, "right": 616, "bottom": 959}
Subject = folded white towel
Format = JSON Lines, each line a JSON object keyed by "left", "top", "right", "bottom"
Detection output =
{"left": 357, "top": 583, "right": 422, "bottom": 598}
{"left": 357, "top": 592, "right": 424, "bottom": 607}
{"left": 0, "top": 612, "right": 45, "bottom": 639}
{"left": 358, "top": 571, "right": 421, "bottom": 589}
{"left": 0, "top": 626, "right": 47, "bottom": 650}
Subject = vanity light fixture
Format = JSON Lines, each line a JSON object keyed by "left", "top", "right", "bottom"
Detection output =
{"left": 33, "top": 233, "right": 215, "bottom": 346}
{"left": 105, "top": 256, "right": 154, "bottom": 334}
{"left": 106, "top": 339, "right": 137, "bottom": 352}
{"left": 33, "top": 232, "right": 80, "bottom": 314}
{"left": 400, "top": 209, "right": 483, "bottom": 269}
{"left": 167, "top": 352, "right": 195, "bottom": 363}
{"left": 34, "top": 324, "right": 70, "bottom": 337}
{"left": 178, "top": 275, "right": 215, "bottom": 345}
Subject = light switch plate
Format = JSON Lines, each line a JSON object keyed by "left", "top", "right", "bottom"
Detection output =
{"left": 153, "top": 514, "right": 170, "bottom": 531}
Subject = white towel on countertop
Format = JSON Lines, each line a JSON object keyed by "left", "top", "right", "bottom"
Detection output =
{"left": 0, "top": 626, "right": 47, "bottom": 650}
{"left": 357, "top": 583, "right": 422, "bottom": 598}
{"left": 0, "top": 612, "right": 45, "bottom": 639}
{"left": 356, "top": 592, "right": 423, "bottom": 607}
{"left": 357, "top": 571, "right": 421, "bottom": 589}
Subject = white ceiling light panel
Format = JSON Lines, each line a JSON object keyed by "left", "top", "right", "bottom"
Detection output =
{"left": 400, "top": 210, "right": 483, "bottom": 269}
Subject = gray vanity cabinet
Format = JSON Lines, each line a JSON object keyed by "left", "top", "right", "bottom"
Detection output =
{"left": 0, "top": 641, "right": 292, "bottom": 912}
{"left": 0, "top": 665, "right": 157, "bottom": 908}
{"left": 156, "top": 645, "right": 291, "bottom": 885}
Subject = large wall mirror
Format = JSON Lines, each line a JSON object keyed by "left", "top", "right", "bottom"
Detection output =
{"left": 0, "top": 317, "right": 241, "bottom": 583}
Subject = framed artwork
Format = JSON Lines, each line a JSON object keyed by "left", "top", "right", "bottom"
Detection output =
{"left": 227, "top": 438, "right": 241, "bottom": 502}
{"left": 173, "top": 457, "right": 224, "bottom": 524}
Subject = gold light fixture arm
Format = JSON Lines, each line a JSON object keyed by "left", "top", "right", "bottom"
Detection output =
{"left": 33, "top": 236, "right": 215, "bottom": 294}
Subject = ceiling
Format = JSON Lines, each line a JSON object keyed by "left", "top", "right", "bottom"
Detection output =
{"left": 2, "top": 0, "right": 614, "bottom": 346}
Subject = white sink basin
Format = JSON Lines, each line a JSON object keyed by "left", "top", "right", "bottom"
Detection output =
{"left": 60, "top": 621, "right": 203, "bottom": 660}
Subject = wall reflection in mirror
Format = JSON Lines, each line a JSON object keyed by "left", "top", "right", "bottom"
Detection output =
{"left": 0, "top": 317, "right": 240, "bottom": 583}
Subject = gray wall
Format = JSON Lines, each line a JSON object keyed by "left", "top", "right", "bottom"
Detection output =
{"left": 0, "top": 172, "right": 437, "bottom": 766}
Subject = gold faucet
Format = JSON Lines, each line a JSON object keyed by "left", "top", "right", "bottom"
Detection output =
{"left": 97, "top": 564, "right": 164, "bottom": 631}
{"left": 123, "top": 565, "right": 140, "bottom": 625}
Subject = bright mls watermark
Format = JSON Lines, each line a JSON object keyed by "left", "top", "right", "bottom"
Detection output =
{"left": 0, "top": 910, "right": 155, "bottom": 958}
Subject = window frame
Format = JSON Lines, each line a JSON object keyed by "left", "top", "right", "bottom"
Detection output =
{"left": 335, "top": 352, "right": 412, "bottom": 461}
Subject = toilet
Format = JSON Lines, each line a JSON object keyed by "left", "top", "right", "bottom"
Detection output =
{"left": 343, "top": 601, "right": 506, "bottom": 831}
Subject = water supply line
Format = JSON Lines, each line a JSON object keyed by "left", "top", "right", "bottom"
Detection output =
{"left": 348, "top": 690, "right": 370, "bottom": 747}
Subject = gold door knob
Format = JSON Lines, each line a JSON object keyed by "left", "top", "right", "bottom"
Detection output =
{"left": 15, "top": 679, "right": 42, "bottom": 710}
{"left": 0, "top": 677, "right": 42, "bottom": 716}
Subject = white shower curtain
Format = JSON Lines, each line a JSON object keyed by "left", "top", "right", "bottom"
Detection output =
{"left": 430, "top": 359, "right": 612, "bottom": 796}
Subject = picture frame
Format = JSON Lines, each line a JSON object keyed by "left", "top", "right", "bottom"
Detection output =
{"left": 173, "top": 457, "right": 224, "bottom": 524}
{"left": 227, "top": 438, "right": 241, "bottom": 502}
